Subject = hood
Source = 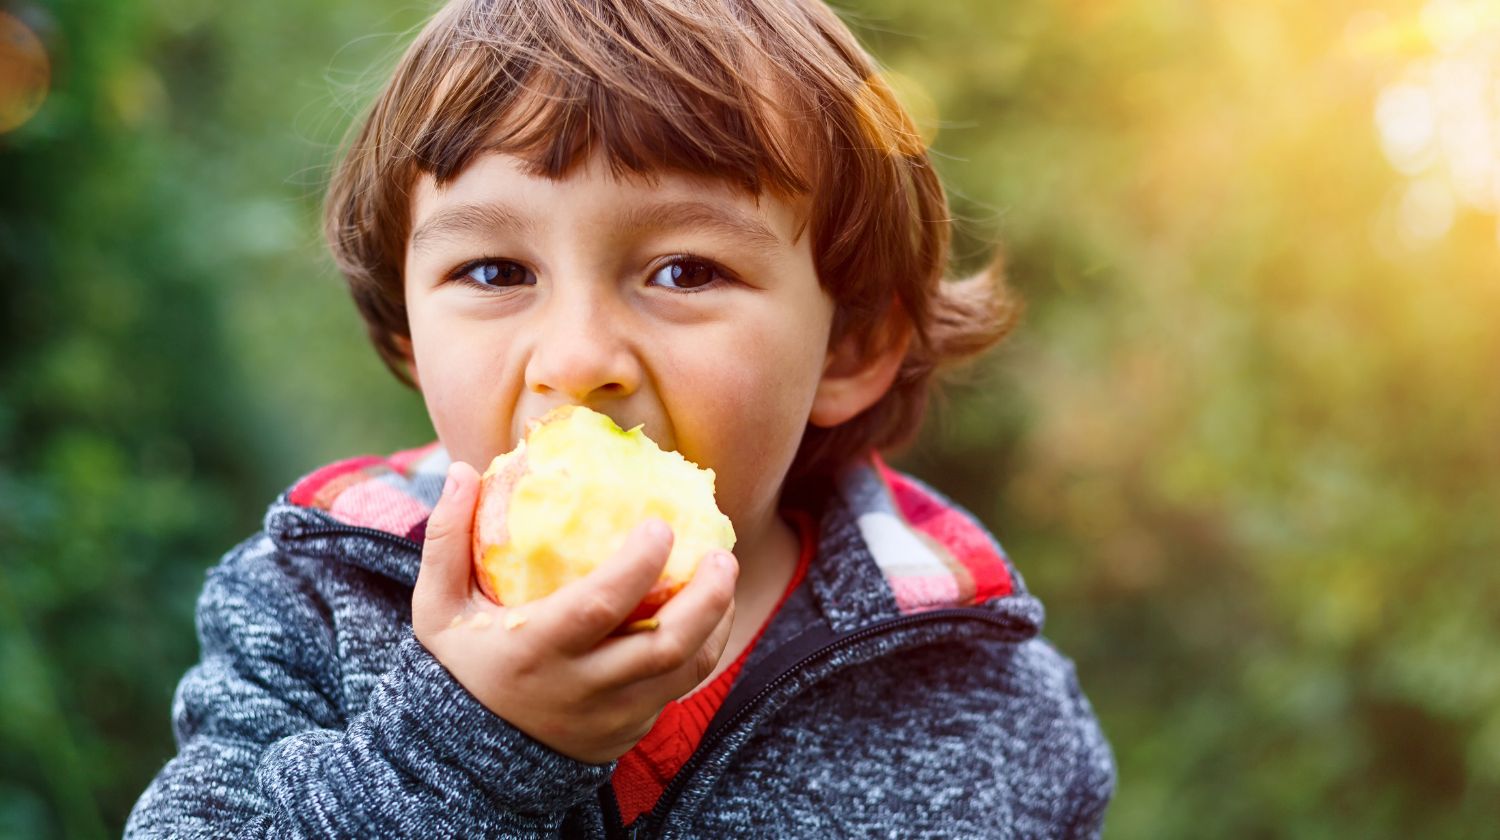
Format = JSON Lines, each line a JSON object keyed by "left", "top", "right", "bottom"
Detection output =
{"left": 262, "top": 442, "right": 1042, "bottom": 636}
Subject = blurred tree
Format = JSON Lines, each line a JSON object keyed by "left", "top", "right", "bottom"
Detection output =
{"left": 0, "top": 1, "right": 427, "bottom": 835}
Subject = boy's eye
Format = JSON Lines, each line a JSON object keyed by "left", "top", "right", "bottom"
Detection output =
{"left": 649, "top": 258, "right": 726, "bottom": 291}
{"left": 458, "top": 259, "right": 535, "bottom": 288}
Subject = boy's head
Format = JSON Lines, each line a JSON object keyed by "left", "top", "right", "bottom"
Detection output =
{"left": 324, "top": 0, "right": 1017, "bottom": 527}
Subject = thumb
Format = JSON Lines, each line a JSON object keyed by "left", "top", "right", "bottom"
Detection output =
{"left": 412, "top": 460, "right": 481, "bottom": 635}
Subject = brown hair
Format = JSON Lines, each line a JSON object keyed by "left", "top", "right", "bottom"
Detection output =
{"left": 325, "top": 0, "right": 1021, "bottom": 481}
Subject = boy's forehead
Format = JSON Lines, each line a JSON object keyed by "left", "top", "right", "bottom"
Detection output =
{"left": 407, "top": 150, "right": 811, "bottom": 250}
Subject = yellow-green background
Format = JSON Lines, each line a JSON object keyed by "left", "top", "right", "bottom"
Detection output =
{"left": 2, "top": 0, "right": 1497, "bottom": 836}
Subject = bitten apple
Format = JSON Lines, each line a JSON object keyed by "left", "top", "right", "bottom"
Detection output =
{"left": 471, "top": 405, "right": 736, "bottom": 623}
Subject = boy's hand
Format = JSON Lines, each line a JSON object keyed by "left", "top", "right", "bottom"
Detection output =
{"left": 411, "top": 461, "right": 739, "bottom": 765}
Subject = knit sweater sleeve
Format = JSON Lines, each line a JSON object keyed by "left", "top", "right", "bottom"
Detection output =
{"left": 125, "top": 536, "right": 613, "bottom": 838}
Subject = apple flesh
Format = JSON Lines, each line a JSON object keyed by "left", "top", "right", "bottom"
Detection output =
{"left": 470, "top": 405, "right": 736, "bottom": 623}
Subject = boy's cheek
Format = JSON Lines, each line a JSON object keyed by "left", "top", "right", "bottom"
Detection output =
{"left": 421, "top": 397, "right": 507, "bottom": 472}
{"left": 699, "top": 408, "right": 810, "bottom": 522}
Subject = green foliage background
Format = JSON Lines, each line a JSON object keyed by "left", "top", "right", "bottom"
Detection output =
{"left": 2, "top": 0, "right": 1497, "bottom": 837}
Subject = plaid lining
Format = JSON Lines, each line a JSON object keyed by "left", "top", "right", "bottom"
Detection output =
{"left": 841, "top": 453, "right": 1013, "bottom": 613}
{"left": 287, "top": 442, "right": 447, "bottom": 543}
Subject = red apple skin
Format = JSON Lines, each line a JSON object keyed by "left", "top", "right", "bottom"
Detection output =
{"left": 621, "top": 578, "right": 686, "bottom": 624}
{"left": 472, "top": 451, "right": 526, "bottom": 607}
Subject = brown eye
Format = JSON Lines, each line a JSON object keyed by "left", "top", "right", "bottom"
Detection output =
{"left": 462, "top": 259, "right": 534, "bottom": 288}
{"left": 650, "top": 258, "right": 724, "bottom": 291}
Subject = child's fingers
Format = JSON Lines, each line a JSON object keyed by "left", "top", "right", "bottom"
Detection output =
{"left": 650, "top": 582, "right": 737, "bottom": 701}
{"left": 411, "top": 461, "right": 480, "bottom": 637}
{"left": 587, "top": 550, "right": 738, "bottom": 689}
{"left": 531, "top": 518, "right": 675, "bottom": 655}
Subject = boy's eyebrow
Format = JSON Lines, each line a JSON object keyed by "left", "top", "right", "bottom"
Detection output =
{"left": 409, "top": 203, "right": 536, "bottom": 255}
{"left": 408, "top": 199, "right": 785, "bottom": 255}
{"left": 619, "top": 200, "right": 785, "bottom": 252}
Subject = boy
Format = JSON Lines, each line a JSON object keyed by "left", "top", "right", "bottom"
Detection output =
{"left": 128, "top": 0, "right": 1114, "bottom": 836}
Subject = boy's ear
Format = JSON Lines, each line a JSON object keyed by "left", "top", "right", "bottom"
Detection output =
{"left": 809, "top": 302, "right": 912, "bottom": 428}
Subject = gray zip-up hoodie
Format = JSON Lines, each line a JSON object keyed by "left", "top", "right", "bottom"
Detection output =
{"left": 126, "top": 443, "right": 1114, "bottom": 838}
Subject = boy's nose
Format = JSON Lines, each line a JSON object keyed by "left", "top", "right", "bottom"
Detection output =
{"left": 522, "top": 288, "right": 642, "bottom": 404}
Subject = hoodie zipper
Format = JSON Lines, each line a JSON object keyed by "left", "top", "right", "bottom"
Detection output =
{"left": 603, "top": 607, "right": 1027, "bottom": 840}
{"left": 289, "top": 523, "right": 423, "bottom": 554}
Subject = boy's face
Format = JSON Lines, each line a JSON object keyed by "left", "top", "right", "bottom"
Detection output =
{"left": 401, "top": 151, "right": 836, "bottom": 539}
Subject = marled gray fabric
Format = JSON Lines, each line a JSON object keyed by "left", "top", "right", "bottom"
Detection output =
{"left": 127, "top": 458, "right": 1114, "bottom": 838}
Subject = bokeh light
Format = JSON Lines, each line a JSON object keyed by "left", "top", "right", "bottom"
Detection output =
{"left": 1372, "top": 0, "right": 1500, "bottom": 245}
{"left": 0, "top": 10, "right": 49, "bottom": 133}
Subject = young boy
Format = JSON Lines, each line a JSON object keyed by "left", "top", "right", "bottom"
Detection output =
{"left": 128, "top": 0, "right": 1114, "bottom": 836}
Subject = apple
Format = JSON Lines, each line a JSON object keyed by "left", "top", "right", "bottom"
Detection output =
{"left": 471, "top": 405, "right": 736, "bottom": 624}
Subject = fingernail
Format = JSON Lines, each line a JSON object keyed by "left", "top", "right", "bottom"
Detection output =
{"left": 644, "top": 519, "right": 671, "bottom": 544}
{"left": 714, "top": 552, "right": 737, "bottom": 575}
{"left": 441, "top": 464, "right": 458, "bottom": 499}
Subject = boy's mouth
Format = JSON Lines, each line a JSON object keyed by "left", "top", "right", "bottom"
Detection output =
{"left": 515, "top": 406, "right": 666, "bottom": 450}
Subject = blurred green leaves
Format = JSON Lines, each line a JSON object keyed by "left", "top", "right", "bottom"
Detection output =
{"left": 0, "top": 1, "right": 420, "bottom": 836}
{"left": 2, "top": 0, "right": 1498, "bottom": 837}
